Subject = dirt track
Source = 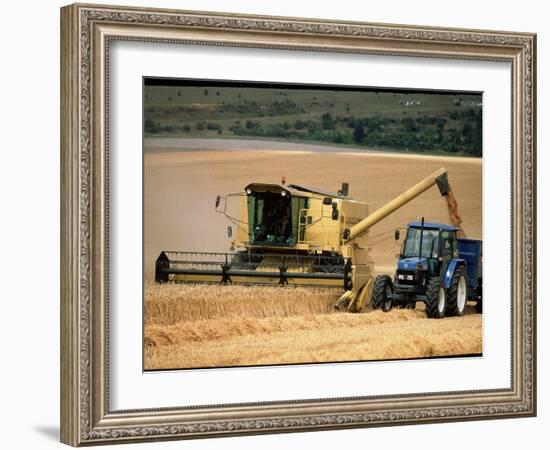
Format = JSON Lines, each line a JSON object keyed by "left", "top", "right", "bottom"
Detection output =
{"left": 144, "top": 140, "right": 482, "bottom": 370}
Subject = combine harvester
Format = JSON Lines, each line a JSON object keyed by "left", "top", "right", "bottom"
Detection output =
{"left": 155, "top": 167, "right": 462, "bottom": 313}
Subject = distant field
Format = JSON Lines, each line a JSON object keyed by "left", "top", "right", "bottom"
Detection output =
{"left": 144, "top": 83, "right": 482, "bottom": 156}
{"left": 143, "top": 137, "right": 479, "bottom": 158}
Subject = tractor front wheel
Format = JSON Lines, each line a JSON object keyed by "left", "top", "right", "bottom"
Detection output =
{"left": 425, "top": 277, "right": 446, "bottom": 319}
{"left": 372, "top": 275, "right": 394, "bottom": 312}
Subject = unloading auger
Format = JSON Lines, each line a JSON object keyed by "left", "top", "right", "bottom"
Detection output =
{"left": 155, "top": 167, "right": 460, "bottom": 312}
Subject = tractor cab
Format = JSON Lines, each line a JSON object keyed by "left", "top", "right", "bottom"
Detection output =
{"left": 395, "top": 221, "right": 458, "bottom": 287}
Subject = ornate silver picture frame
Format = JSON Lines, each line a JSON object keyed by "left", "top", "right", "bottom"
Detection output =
{"left": 60, "top": 3, "right": 536, "bottom": 446}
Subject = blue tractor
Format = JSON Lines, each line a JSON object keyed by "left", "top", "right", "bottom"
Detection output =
{"left": 372, "top": 218, "right": 482, "bottom": 318}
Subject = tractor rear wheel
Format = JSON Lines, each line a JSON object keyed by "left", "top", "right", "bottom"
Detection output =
{"left": 446, "top": 266, "right": 468, "bottom": 317}
{"left": 425, "top": 277, "right": 446, "bottom": 319}
{"left": 371, "top": 275, "right": 393, "bottom": 312}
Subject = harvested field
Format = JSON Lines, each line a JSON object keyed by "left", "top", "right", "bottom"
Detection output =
{"left": 144, "top": 142, "right": 482, "bottom": 370}
{"left": 144, "top": 283, "right": 482, "bottom": 370}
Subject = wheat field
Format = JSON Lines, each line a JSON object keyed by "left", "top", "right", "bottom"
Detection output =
{"left": 144, "top": 283, "right": 482, "bottom": 370}
{"left": 144, "top": 283, "right": 339, "bottom": 324}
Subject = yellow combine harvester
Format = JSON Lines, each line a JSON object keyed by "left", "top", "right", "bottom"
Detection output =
{"left": 155, "top": 167, "right": 455, "bottom": 312}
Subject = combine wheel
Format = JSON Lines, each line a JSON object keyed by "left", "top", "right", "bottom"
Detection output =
{"left": 446, "top": 266, "right": 468, "bottom": 317}
{"left": 425, "top": 277, "right": 446, "bottom": 319}
{"left": 319, "top": 255, "right": 345, "bottom": 274}
{"left": 371, "top": 275, "right": 393, "bottom": 312}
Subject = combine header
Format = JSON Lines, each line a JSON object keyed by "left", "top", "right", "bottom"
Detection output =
{"left": 155, "top": 167, "right": 459, "bottom": 312}
{"left": 155, "top": 251, "right": 347, "bottom": 286}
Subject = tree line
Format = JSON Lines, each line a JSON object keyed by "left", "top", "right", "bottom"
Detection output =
{"left": 145, "top": 109, "right": 482, "bottom": 156}
{"left": 227, "top": 110, "right": 482, "bottom": 155}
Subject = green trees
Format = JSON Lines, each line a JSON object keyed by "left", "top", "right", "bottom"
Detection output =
{"left": 144, "top": 118, "right": 159, "bottom": 134}
{"left": 401, "top": 116, "right": 417, "bottom": 133}
{"left": 352, "top": 124, "right": 365, "bottom": 144}
{"left": 222, "top": 111, "right": 481, "bottom": 156}
{"left": 321, "top": 112, "right": 335, "bottom": 130}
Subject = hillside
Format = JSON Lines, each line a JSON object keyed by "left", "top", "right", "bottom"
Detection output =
{"left": 144, "top": 83, "right": 482, "bottom": 156}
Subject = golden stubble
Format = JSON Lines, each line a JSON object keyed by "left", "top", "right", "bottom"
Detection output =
{"left": 144, "top": 283, "right": 482, "bottom": 370}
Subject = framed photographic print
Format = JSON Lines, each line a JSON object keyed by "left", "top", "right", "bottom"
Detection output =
{"left": 60, "top": 3, "right": 536, "bottom": 446}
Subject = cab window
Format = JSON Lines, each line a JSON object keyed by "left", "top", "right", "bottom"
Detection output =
{"left": 441, "top": 231, "right": 454, "bottom": 258}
